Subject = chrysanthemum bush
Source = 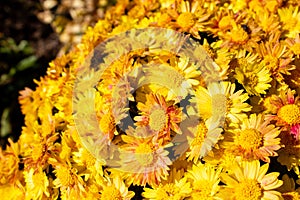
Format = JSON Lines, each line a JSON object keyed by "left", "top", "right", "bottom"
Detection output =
{"left": 1, "top": 0, "right": 300, "bottom": 199}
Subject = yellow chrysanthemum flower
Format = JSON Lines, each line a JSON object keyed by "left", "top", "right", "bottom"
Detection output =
{"left": 135, "top": 93, "right": 183, "bottom": 140}
{"left": 24, "top": 168, "right": 50, "bottom": 200}
{"left": 223, "top": 113, "right": 281, "bottom": 162}
{"left": 185, "top": 117, "right": 223, "bottom": 163}
{"left": 119, "top": 126, "right": 172, "bottom": 186}
{"left": 278, "top": 5, "right": 300, "bottom": 38}
{"left": 142, "top": 176, "right": 192, "bottom": 200}
{"left": 0, "top": 184, "right": 24, "bottom": 200}
{"left": 192, "top": 81, "right": 251, "bottom": 125}
{"left": 266, "top": 89, "right": 300, "bottom": 129}
{"left": 185, "top": 162, "right": 222, "bottom": 199}
{"left": 99, "top": 176, "right": 134, "bottom": 200}
{"left": 235, "top": 59, "right": 272, "bottom": 96}
{"left": 219, "top": 160, "right": 283, "bottom": 200}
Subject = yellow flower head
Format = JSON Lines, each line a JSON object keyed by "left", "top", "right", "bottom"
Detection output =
{"left": 119, "top": 126, "right": 172, "bottom": 186}
{"left": 235, "top": 59, "right": 272, "bottom": 96}
{"left": 185, "top": 162, "right": 222, "bottom": 199}
{"left": 142, "top": 175, "right": 192, "bottom": 200}
{"left": 223, "top": 113, "right": 281, "bottom": 162}
{"left": 219, "top": 160, "right": 283, "bottom": 200}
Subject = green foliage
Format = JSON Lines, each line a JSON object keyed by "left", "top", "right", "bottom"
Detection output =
{"left": 0, "top": 36, "right": 38, "bottom": 139}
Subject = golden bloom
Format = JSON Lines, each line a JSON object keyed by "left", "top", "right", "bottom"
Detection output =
{"left": 0, "top": 139, "right": 20, "bottom": 185}
{"left": 185, "top": 118, "right": 223, "bottom": 163}
{"left": 100, "top": 176, "right": 134, "bottom": 200}
{"left": 24, "top": 168, "right": 49, "bottom": 200}
{"left": 185, "top": 162, "right": 222, "bottom": 199}
{"left": 235, "top": 60, "right": 272, "bottom": 96}
{"left": 278, "top": 5, "right": 300, "bottom": 38}
{"left": 267, "top": 89, "right": 300, "bottom": 128}
{"left": 223, "top": 113, "right": 281, "bottom": 162}
{"left": 0, "top": 184, "right": 24, "bottom": 200}
{"left": 177, "top": 12, "right": 195, "bottom": 29}
{"left": 119, "top": 127, "right": 172, "bottom": 186}
{"left": 135, "top": 93, "right": 183, "bottom": 140}
{"left": 219, "top": 160, "right": 283, "bottom": 200}
{"left": 203, "top": 146, "right": 241, "bottom": 174}
{"left": 192, "top": 81, "right": 251, "bottom": 125}
{"left": 142, "top": 176, "right": 192, "bottom": 200}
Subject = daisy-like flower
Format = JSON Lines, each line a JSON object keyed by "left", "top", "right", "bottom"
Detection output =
{"left": 142, "top": 175, "right": 192, "bottom": 200}
{"left": 135, "top": 93, "right": 183, "bottom": 140}
{"left": 185, "top": 117, "right": 223, "bottom": 163}
{"left": 143, "top": 58, "right": 201, "bottom": 100}
{"left": 24, "top": 168, "right": 50, "bottom": 200}
{"left": 119, "top": 126, "right": 172, "bottom": 186}
{"left": 203, "top": 146, "right": 241, "bottom": 174}
{"left": 185, "top": 162, "right": 222, "bottom": 199}
{"left": 192, "top": 81, "right": 251, "bottom": 126}
{"left": 267, "top": 89, "right": 300, "bottom": 129}
{"left": 223, "top": 113, "right": 281, "bottom": 162}
{"left": 278, "top": 5, "right": 300, "bottom": 38}
{"left": 235, "top": 59, "right": 272, "bottom": 96}
{"left": 255, "top": 33, "right": 295, "bottom": 84}
{"left": 175, "top": 0, "right": 210, "bottom": 38}
{"left": 0, "top": 139, "right": 20, "bottom": 185}
{"left": 99, "top": 176, "right": 134, "bottom": 200}
{"left": 50, "top": 159, "right": 86, "bottom": 199}
{"left": 219, "top": 160, "right": 283, "bottom": 200}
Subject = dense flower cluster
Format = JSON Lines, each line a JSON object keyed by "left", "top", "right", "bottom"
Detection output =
{"left": 1, "top": 0, "right": 300, "bottom": 199}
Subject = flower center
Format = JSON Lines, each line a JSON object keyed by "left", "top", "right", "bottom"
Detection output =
{"left": 192, "top": 121, "right": 208, "bottom": 146}
{"left": 263, "top": 56, "right": 278, "bottom": 70}
{"left": 156, "top": 184, "right": 180, "bottom": 200}
{"left": 55, "top": 167, "right": 74, "bottom": 186}
{"left": 192, "top": 180, "right": 214, "bottom": 198}
{"left": 278, "top": 104, "right": 300, "bottom": 125}
{"left": 149, "top": 108, "right": 166, "bottom": 131}
{"left": 219, "top": 16, "right": 233, "bottom": 29}
{"left": 165, "top": 68, "right": 185, "bottom": 88}
{"left": 177, "top": 12, "right": 195, "bottom": 29}
{"left": 231, "top": 27, "right": 248, "bottom": 43}
{"left": 135, "top": 143, "right": 154, "bottom": 166}
{"left": 234, "top": 179, "right": 263, "bottom": 200}
{"left": 101, "top": 186, "right": 122, "bottom": 200}
{"left": 245, "top": 73, "right": 259, "bottom": 89}
{"left": 100, "top": 113, "right": 114, "bottom": 133}
{"left": 236, "top": 128, "right": 263, "bottom": 151}
{"left": 212, "top": 94, "right": 227, "bottom": 118}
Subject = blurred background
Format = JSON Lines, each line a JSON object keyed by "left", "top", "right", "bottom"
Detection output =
{"left": 0, "top": 0, "right": 114, "bottom": 148}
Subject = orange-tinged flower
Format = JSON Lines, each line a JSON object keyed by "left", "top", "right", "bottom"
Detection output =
{"left": 135, "top": 93, "right": 183, "bottom": 141}
{"left": 267, "top": 89, "right": 300, "bottom": 128}
{"left": 119, "top": 126, "right": 172, "bottom": 186}
{"left": 223, "top": 113, "right": 281, "bottom": 162}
